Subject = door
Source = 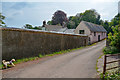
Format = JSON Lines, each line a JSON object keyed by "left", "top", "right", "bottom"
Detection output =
{"left": 88, "top": 37, "right": 91, "bottom": 45}
{"left": 98, "top": 35, "right": 100, "bottom": 41}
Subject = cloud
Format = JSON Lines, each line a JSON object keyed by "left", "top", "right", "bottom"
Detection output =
{"left": 0, "top": 2, "right": 2, "bottom": 12}
{"left": 13, "top": 10, "right": 24, "bottom": 16}
{"left": 2, "top": 2, "right": 24, "bottom": 23}
{"left": 10, "top": 2, "right": 28, "bottom": 10}
{"left": 2, "top": 2, "right": 118, "bottom": 28}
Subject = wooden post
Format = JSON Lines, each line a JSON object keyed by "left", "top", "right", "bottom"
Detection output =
{"left": 118, "top": 54, "right": 120, "bottom": 73}
{"left": 103, "top": 55, "right": 107, "bottom": 79}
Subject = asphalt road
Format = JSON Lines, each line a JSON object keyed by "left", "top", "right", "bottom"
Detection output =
{"left": 3, "top": 40, "right": 106, "bottom": 78}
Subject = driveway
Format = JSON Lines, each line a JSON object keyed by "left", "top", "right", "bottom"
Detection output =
{"left": 2, "top": 40, "right": 106, "bottom": 78}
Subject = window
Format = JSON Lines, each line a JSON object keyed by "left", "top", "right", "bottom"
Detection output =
{"left": 94, "top": 32, "right": 96, "bottom": 36}
{"left": 79, "top": 30, "right": 84, "bottom": 34}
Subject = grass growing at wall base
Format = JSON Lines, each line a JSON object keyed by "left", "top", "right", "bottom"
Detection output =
{"left": 0, "top": 46, "right": 85, "bottom": 69}
{"left": 14, "top": 47, "right": 88, "bottom": 64}
{"left": 1, "top": 40, "right": 99, "bottom": 69}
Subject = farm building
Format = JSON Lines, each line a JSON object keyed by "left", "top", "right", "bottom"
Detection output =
{"left": 74, "top": 21, "right": 107, "bottom": 44}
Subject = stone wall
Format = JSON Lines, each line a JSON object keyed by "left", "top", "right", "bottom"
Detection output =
{"left": 1, "top": 28, "right": 88, "bottom": 60}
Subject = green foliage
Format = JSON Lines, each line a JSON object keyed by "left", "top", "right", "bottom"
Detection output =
{"left": 106, "top": 13, "right": 120, "bottom": 34}
{"left": 79, "top": 9, "right": 101, "bottom": 24}
{"left": 109, "top": 14, "right": 120, "bottom": 27}
{"left": 38, "top": 54, "right": 44, "bottom": 58}
{"left": 67, "top": 9, "right": 101, "bottom": 29}
{"left": 33, "top": 26, "right": 42, "bottom": 30}
{"left": 47, "top": 21, "right": 53, "bottom": 25}
{"left": 108, "top": 25, "right": 120, "bottom": 49}
{"left": 102, "top": 20, "right": 113, "bottom": 34}
{"left": 24, "top": 24, "right": 33, "bottom": 29}
{"left": 100, "top": 70, "right": 120, "bottom": 80}
{"left": 0, "top": 13, "right": 6, "bottom": 27}
{"left": 23, "top": 24, "right": 42, "bottom": 30}
{"left": 67, "top": 21, "right": 76, "bottom": 29}
{"left": 103, "top": 46, "right": 119, "bottom": 54}
{"left": 103, "top": 14, "right": 120, "bottom": 54}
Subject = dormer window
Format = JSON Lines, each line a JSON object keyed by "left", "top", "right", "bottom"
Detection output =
{"left": 79, "top": 30, "right": 84, "bottom": 34}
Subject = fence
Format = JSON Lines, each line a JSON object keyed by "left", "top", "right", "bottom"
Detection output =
{"left": 103, "top": 53, "right": 120, "bottom": 78}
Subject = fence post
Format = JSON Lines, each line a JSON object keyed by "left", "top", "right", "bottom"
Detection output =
{"left": 118, "top": 54, "right": 120, "bottom": 73}
{"left": 103, "top": 55, "right": 107, "bottom": 79}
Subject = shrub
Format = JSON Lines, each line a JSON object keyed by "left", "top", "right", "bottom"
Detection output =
{"left": 103, "top": 46, "right": 119, "bottom": 54}
{"left": 100, "top": 70, "right": 120, "bottom": 80}
{"left": 39, "top": 54, "right": 44, "bottom": 58}
{"left": 108, "top": 25, "right": 120, "bottom": 49}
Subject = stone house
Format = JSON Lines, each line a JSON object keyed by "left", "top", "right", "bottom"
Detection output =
{"left": 42, "top": 21, "right": 68, "bottom": 32}
{"left": 44, "top": 25, "right": 67, "bottom": 32}
{"left": 74, "top": 21, "right": 107, "bottom": 44}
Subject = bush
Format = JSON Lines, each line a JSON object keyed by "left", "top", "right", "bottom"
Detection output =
{"left": 103, "top": 46, "right": 119, "bottom": 54}
{"left": 108, "top": 25, "right": 120, "bottom": 49}
{"left": 100, "top": 70, "right": 120, "bottom": 80}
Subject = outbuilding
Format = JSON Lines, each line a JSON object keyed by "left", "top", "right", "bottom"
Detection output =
{"left": 74, "top": 21, "right": 107, "bottom": 44}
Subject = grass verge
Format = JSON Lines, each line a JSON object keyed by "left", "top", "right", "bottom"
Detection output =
{"left": 1, "top": 40, "right": 101, "bottom": 69}
{"left": 97, "top": 46, "right": 120, "bottom": 79}
{"left": 1, "top": 46, "right": 85, "bottom": 69}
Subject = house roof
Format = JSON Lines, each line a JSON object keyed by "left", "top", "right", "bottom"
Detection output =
{"left": 80, "top": 21, "right": 107, "bottom": 32}
{"left": 45, "top": 25, "right": 64, "bottom": 31}
{"left": 58, "top": 27, "right": 68, "bottom": 32}
{"left": 64, "top": 29, "right": 75, "bottom": 34}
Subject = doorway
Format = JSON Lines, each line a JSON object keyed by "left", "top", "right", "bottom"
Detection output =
{"left": 98, "top": 35, "right": 100, "bottom": 41}
{"left": 88, "top": 37, "right": 91, "bottom": 45}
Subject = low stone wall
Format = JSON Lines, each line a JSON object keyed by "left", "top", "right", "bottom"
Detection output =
{"left": 1, "top": 28, "right": 88, "bottom": 60}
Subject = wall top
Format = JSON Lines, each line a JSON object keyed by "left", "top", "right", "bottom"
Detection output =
{"left": 0, "top": 27, "right": 88, "bottom": 37}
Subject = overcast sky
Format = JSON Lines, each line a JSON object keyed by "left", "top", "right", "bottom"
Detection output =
{"left": 1, "top": 0, "right": 120, "bottom": 28}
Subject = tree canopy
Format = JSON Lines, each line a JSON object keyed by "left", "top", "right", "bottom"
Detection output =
{"left": 67, "top": 9, "right": 102, "bottom": 29}
{"left": 23, "top": 24, "right": 42, "bottom": 30}
{"left": 48, "top": 10, "right": 68, "bottom": 26}
{"left": 107, "top": 13, "right": 120, "bottom": 49}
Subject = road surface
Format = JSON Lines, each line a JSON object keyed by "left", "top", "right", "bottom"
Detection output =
{"left": 3, "top": 40, "right": 106, "bottom": 78}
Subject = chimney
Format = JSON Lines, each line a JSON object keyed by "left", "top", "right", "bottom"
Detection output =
{"left": 42, "top": 20, "right": 46, "bottom": 27}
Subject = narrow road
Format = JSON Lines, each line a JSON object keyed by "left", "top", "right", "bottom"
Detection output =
{"left": 3, "top": 40, "right": 106, "bottom": 78}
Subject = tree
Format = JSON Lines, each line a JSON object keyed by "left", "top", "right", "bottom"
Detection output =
{"left": 79, "top": 9, "right": 101, "bottom": 24}
{"left": 102, "top": 20, "right": 113, "bottom": 34}
{"left": 67, "top": 9, "right": 101, "bottom": 29}
{"left": 67, "top": 21, "right": 76, "bottom": 29}
{"left": 23, "top": 24, "right": 42, "bottom": 30}
{"left": 52, "top": 10, "right": 68, "bottom": 26}
{"left": 24, "top": 24, "right": 33, "bottom": 29}
{"left": 107, "top": 13, "right": 120, "bottom": 49}
{"left": 47, "top": 21, "right": 52, "bottom": 25}
{"left": 109, "top": 13, "right": 120, "bottom": 27}
{"left": 0, "top": 13, "right": 6, "bottom": 27}
{"left": 105, "top": 13, "right": 120, "bottom": 34}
